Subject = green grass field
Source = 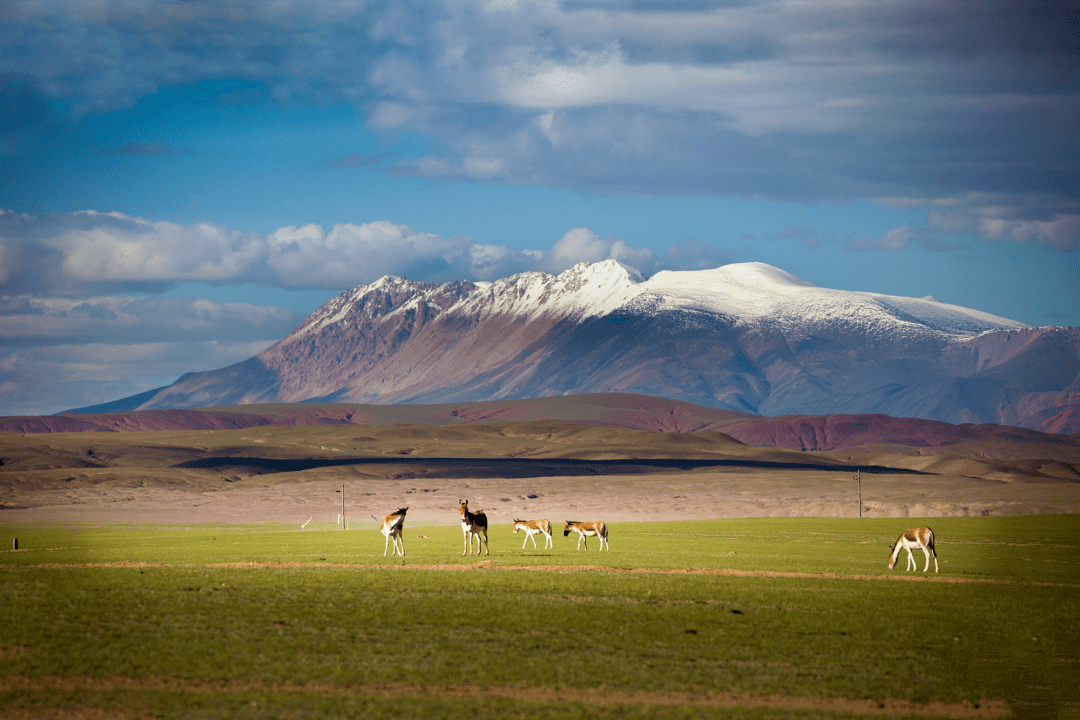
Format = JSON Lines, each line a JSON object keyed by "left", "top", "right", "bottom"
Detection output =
{"left": 1, "top": 516, "right": 1078, "bottom": 719}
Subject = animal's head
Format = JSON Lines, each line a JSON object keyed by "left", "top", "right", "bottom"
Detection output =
{"left": 563, "top": 521, "right": 574, "bottom": 537}
{"left": 887, "top": 547, "right": 896, "bottom": 569}
{"left": 512, "top": 519, "right": 522, "bottom": 533}
{"left": 459, "top": 500, "right": 468, "bottom": 515}
{"left": 397, "top": 507, "right": 409, "bottom": 516}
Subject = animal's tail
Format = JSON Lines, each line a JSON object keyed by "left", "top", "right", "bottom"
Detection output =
{"left": 927, "top": 528, "right": 936, "bottom": 554}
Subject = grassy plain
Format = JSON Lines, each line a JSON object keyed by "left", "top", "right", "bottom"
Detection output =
{"left": 2, "top": 515, "right": 1078, "bottom": 719}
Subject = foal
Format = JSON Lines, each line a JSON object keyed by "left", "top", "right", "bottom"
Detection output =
{"left": 513, "top": 519, "right": 553, "bottom": 549}
{"left": 459, "top": 500, "right": 489, "bottom": 556}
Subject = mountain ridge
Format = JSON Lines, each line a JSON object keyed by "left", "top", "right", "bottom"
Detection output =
{"left": 61, "top": 261, "right": 1079, "bottom": 434}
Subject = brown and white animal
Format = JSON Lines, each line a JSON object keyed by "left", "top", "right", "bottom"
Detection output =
{"left": 564, "top": 520, "right": 609, "bottom": 551}
{"left": 459, "top": 500, "right": 489, "bottom": 556}
{"left": 513, "top": 519, "right": 553, "bottom": 550}
{"left": 379, "top": 507, "right": 408, "bottom": 557}
{"left": 888, "top": 526, "right": 938, "bottom": 573}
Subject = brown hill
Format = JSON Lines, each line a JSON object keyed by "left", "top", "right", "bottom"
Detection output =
{"left": 4, "top": 393, "right": 1078, "bottom": 460}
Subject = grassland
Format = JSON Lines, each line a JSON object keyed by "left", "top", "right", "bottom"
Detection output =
{"left": 1, "top": 515, "right": 1078, "bottom": 719}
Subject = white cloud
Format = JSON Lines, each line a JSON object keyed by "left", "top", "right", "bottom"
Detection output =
{"left": 266, "top": 221, "right": 478, "bottom": 287}
{"left": 3, "top": 0, "right": 1075, "bottom": 221}
{"left": 545, "top": 227, "right": 658, "bottom": 275}
{"left": 4, "top": 209, "right": 718, "bottom": 298}
{"left": 984, "top": 215, "right": 1079, "bottom": 253}
{"left": 0, "top": 295, "right": 300, "bottom": 347}
{"left": 58, "top": 214, "right": 265, "bottom": 283}
{"left": 922, "top": 204, "right": 1079, "bottom": 253}
{"left": 845, "top": 225, "right": 968, "bottom": 253}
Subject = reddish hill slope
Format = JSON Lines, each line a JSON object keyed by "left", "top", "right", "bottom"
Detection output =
{"left": 5, "top": 393, "right": 1076, "bottom": 455}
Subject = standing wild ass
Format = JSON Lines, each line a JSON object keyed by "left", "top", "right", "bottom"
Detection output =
{"left": 888, "top": 526, "right": 938, "bottom": 573}
{"left": 378, "top": 507, "right": 408, "bottom": 557}
{"left": 564, "top": 520, "right": 609, "bottom": 551}
{"left": 513, "top": 519, "right": 553, "bottom": 549}
{"left": 459, "top": 500, "right": 489, "bottom": 556}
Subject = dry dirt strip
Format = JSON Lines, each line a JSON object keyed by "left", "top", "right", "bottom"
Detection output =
{"left": 4, "top": 560, "right": 1075, "bottom": 586}
{"left": 0, "top": 676, "right": 1010, "bottom": 718}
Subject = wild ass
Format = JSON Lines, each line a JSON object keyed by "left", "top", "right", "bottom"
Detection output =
{"left": 459, "top": 500, "right": 489, "bottom": 556}
{"left": 888, "top": 526, "right": 938, "bottom": 573}
{"left": 513, "top": 519, "right": 553, "bottom": 550}
{"left": 564, "top": 520, "right": 609, "bottom": 551}
{"left": 379, "top": 507, "right": 408, "bottom": 557}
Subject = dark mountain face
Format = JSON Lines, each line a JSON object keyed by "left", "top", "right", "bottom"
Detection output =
{"left": 65, "top": 262, "right": 1080, "bottom": 434}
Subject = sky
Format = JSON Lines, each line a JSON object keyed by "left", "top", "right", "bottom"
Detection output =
{"left": 1, "top": 0, "right": 1077, "bottom": 417}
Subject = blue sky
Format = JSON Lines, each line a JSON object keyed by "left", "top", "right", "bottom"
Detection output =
{"left": 1, "top": 0, "right": 1077, "bottom": 416}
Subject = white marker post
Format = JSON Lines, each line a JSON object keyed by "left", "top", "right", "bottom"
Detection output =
{"left": 336, "top": 484, "right": 345, "bottom": 529}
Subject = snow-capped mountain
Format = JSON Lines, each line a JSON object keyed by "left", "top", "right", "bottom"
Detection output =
{"left": 71, "top": 261, "right": 1080, "bottom": 433}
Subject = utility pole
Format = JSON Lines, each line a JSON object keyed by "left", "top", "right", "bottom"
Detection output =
{"left": 855, "top": 470, "right": 864, "bottom": 520}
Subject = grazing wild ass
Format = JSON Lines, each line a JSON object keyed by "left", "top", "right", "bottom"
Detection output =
{"left": 888, "top": 526, "right": 938, "bottom": 573}
{"left": 379, "top": 507, "right": 408, "bottom": 557}
{"left": 459, "top": 500, "right": 489, "bottom": 556}
{"left": 564, "top": 520, "right": 609, "bottom": 551}
{"left": 513, "top": 519, "right": 553, "bottom": 549}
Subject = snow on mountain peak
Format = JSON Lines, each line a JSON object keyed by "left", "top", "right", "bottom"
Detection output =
{"left": 461, "top": 258, "right": 645, "bottom": 321}
{"left": 293, "top": 260, "right": 1026, "bottom": 342}
{"left": 640, "top": 262, "right": 1025, "bottom": 338}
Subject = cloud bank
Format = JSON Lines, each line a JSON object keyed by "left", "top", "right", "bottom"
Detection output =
{"left": 2, "top": 0, "right": 1076, "bottom": 247}
{"left": 0, "top": 208, "right": 691, "bottom": 298}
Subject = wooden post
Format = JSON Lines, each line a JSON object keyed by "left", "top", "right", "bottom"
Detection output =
{"left": 854, "top": 470, "right": 862, "bottom": 518}
{"left": 13, "top": 538, "right": 17, "bottom": 550}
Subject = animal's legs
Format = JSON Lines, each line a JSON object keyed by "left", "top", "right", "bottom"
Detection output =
{"left": 384, "top": 534, "right": 390, "bottom": 556}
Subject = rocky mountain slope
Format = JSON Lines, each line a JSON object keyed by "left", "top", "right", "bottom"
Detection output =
{"left": 67, "top": 261, "right": 1080, "bottom": 434}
